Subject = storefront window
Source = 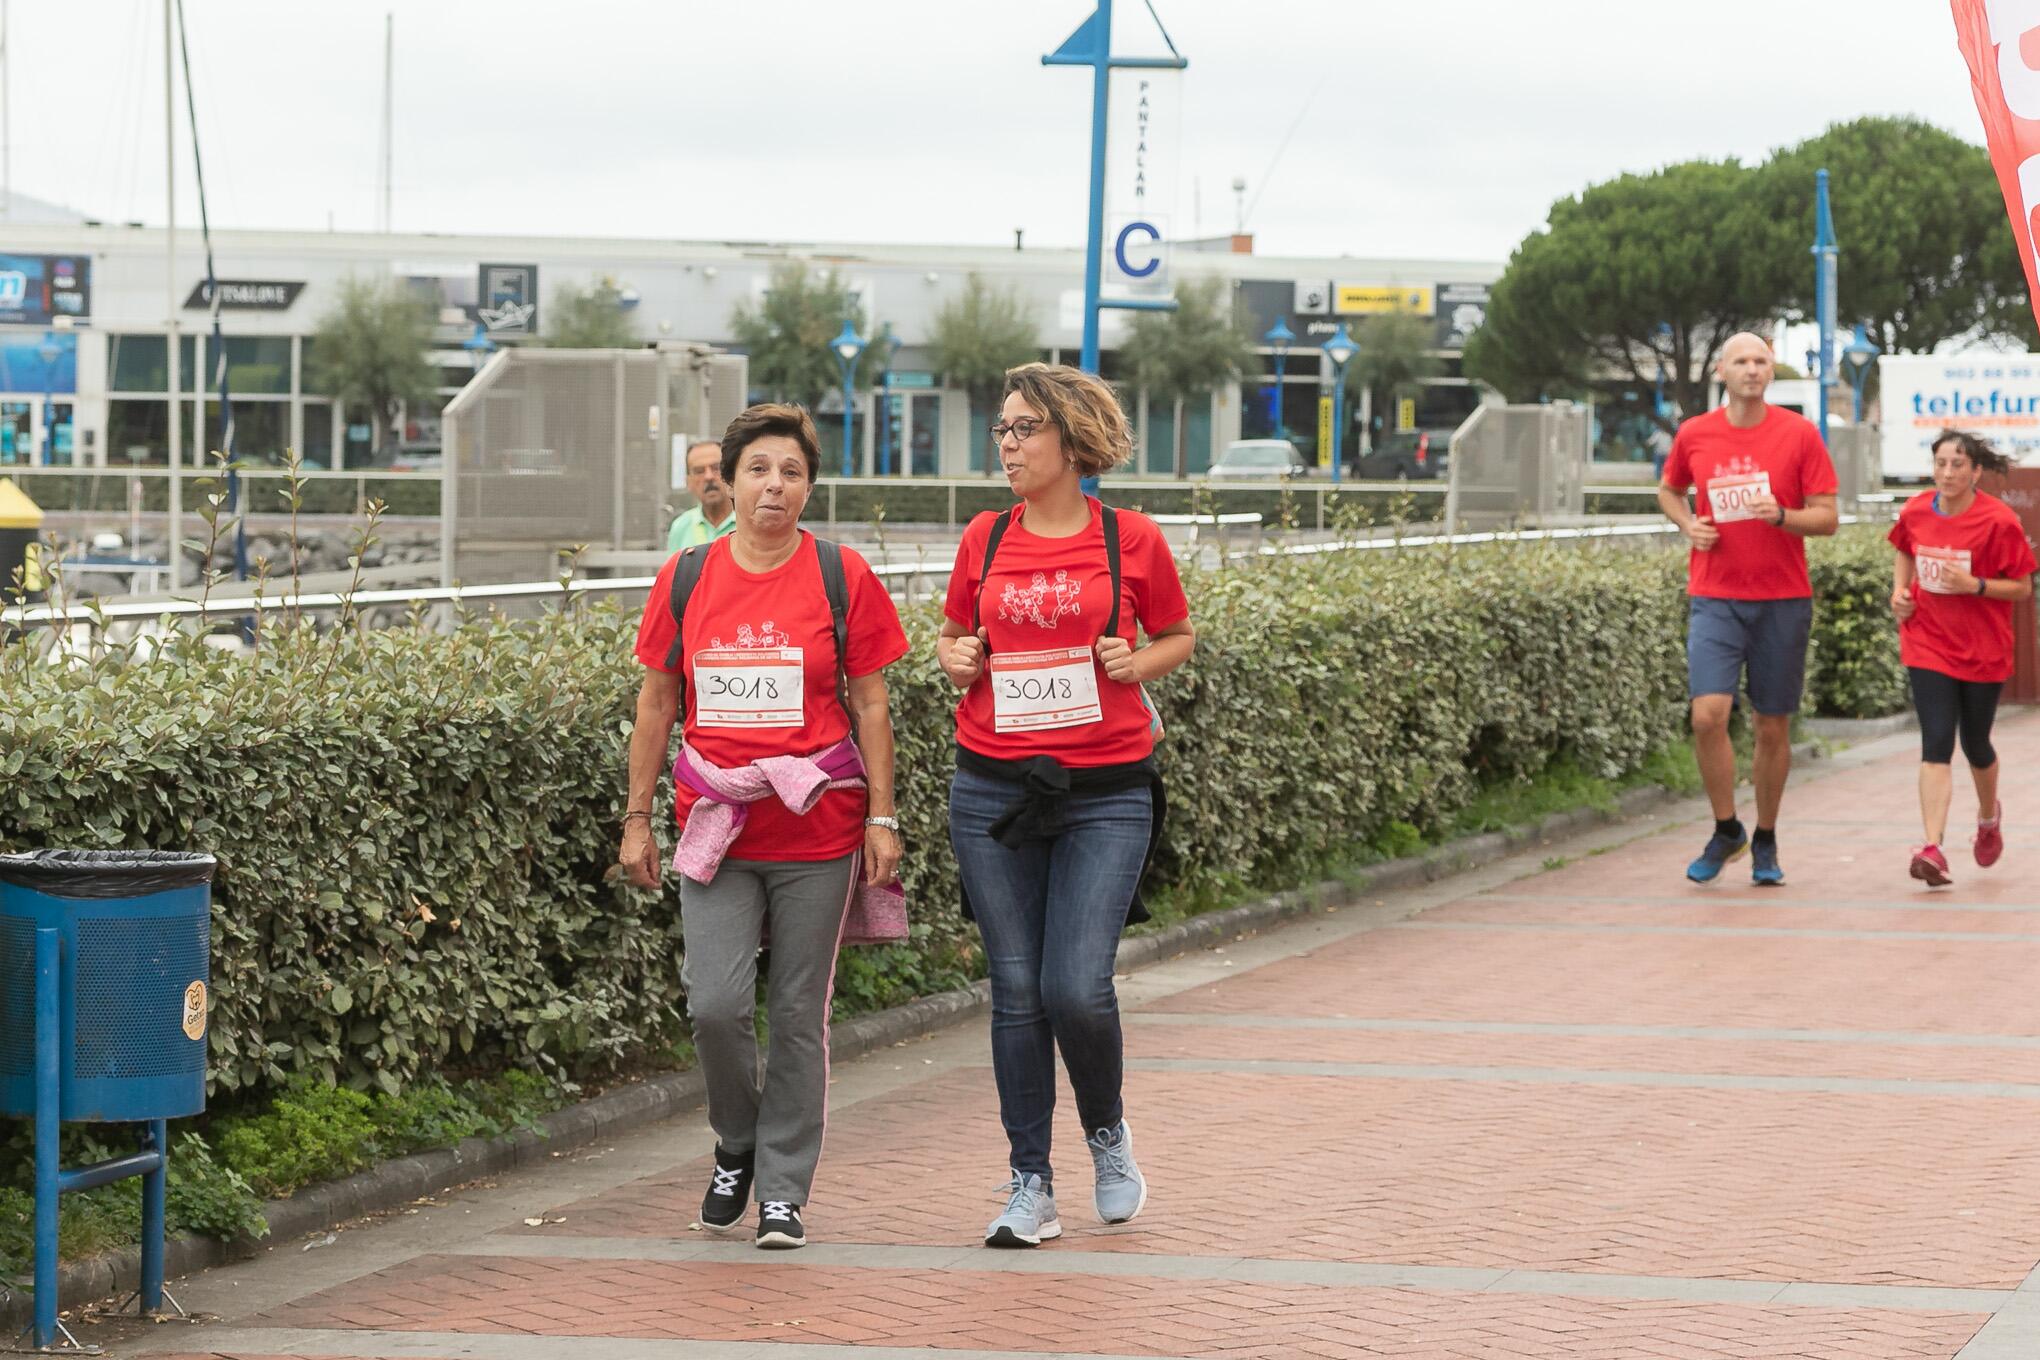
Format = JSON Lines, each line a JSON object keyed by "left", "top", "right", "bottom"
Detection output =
{"left": 301, "top": 401, "right": 334, "bottom": 470}
{"left": 107, "top": 335, "right": 200, "bottom": 393}
{"left": 107, "top": 398, "right": 205, "bottom": 465}
{"left": 200, "top": 401, "right": 290, "bottom": 466}
{"left": 221, "top": 337, "right": 292, "bottom": 396}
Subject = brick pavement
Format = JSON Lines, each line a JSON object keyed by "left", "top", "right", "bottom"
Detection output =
{"left": 118, "top": 713, "right": 2040, "bottom": 1359}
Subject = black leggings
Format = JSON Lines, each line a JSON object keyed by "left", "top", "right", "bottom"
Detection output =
{"left": 1908, "top": 666, "right": 2002, "bottom": 767}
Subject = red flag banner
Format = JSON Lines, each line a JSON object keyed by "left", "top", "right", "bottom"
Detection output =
{"left": 1954, "top": 0, "right": 2040, "bottom": 327}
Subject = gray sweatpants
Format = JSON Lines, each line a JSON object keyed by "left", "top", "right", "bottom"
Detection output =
{"left": 679, "top": 853, "right": 857, "bottom": 1205}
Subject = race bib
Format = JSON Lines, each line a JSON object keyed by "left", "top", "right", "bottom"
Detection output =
{"left": 989, "top": 646, "right": 1103, "bottom": 733}
{"left": 1705, "top": 471, "right": 1773, "bottom": 524}
{"left": 693, "top": 647, "right": 804, "bottom": 727}
{"left": 1915, "top": 546, "right": 1974, "bottom": 595}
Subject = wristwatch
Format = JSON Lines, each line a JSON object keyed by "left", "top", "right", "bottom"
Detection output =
{"left": 1976, "top": 577, "right": 1989, "bottom": 596}
{"left": 865, "top": 816, "right": 901, "bottom": 833}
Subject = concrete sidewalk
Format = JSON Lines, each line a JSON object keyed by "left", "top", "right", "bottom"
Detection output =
{"left": 95, "top": 712, "right": 2040, "bottom": 1359}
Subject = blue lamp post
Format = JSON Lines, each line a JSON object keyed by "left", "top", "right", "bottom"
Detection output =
{"left": 1811, "top": 167, "right": 1838, "bottom": 445}
{"left": 1322, "top": 323, "right": 1358, "bottom": 484}
{"left": 1840, "top": 324, "right": 1880, "bottom": 424}
{"left": 1263, "top": 319, "right": 1294, "bottom": 436}
{"left": 37, "top": 332, "right": 61, "bottom": 465}
{"left": 874, "top": 322, "right": 897, "bottom": 477}
{"left": 831, "top": 320, "right": 867, "bottom": 477}
{"left": 462, "top": 321, "right": 497, "bottom": 374}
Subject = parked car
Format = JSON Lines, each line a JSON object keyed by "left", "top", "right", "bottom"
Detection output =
{"left": 1209, "top": 438, "right": 1310, "bottom": 479}
{"left": 1354, "top": 428, "right": 1453, "bottom": 480}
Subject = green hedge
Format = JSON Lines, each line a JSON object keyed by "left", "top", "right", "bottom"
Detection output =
{"left": 0, "top": 528, "right": 1904, "bottom": 1107}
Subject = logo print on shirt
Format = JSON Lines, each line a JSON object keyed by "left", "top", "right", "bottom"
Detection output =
{"left": 999, "top": 571, "right": 1084, "bottom": 630}
{"left": 708, "top": 621, "right": 792, "bottom": 649}
{"left": 1711, "top": 454, "right": 1762, "bottom": 481}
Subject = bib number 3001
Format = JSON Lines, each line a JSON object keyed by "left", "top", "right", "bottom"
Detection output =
{"left": 1706, "top": 471, "right": 1773, "bottom": 524}
{"left": 990, "top": 646, "right": 1103, "bottom": 732}
{"left": 694, "top": 647, "right": 804, "bottom": 727}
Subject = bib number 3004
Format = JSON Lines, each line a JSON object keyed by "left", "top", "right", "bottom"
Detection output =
{"left": 1706, "top": 471, "right": 1773, "bottom": 524}
{"left": 694, "top": 647, "right": 804, "bottom": 727}
{"left": 990, "top": 646, "right": 1103, "bottom": 732}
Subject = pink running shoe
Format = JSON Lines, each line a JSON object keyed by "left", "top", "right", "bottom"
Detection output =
{"left": 1976, "top": 804, "right": 2004, "bottom": 869}
{"left": 1910, "top": 844, "right": 1952, "bottom": 887}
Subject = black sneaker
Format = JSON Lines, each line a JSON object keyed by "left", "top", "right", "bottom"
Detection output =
{"left": 698, "top": 1145, "right": 753, "bottom": 1233}
{"left": 756, "top": 1200, "right": 805, "bottom": 1249}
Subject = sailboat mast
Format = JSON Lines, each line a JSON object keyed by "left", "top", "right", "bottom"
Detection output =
{"left": 164, "top": 0, "right": 182, "bottom": 588}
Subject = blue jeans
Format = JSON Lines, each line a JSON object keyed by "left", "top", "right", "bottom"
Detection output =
{"left": 948, "top": 766, "right": 1152, "bottom": 1184}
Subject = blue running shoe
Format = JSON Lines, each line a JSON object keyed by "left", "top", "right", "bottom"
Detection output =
{"left": 1686, "top": 828, "right": 1748, "bottom": 883}
{"left": 1750, "top": 839, "right": 1784, "bottom": 887}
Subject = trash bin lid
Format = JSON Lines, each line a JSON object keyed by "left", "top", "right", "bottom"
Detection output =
{"left": 0, "top": 849, "right": 216, "bottom": 898}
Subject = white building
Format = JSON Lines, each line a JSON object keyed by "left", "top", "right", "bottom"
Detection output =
{"left": 0, "top": 211, "right": 1497, "bottom": 478}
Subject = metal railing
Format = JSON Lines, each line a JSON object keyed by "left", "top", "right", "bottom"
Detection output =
{"left": 1, "top": 465, "right": 441, "bottom": 519}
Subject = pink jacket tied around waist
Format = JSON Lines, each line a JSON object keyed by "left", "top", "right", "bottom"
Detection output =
{"left": 671, "top": 736, "right": 907, "bottom": 946}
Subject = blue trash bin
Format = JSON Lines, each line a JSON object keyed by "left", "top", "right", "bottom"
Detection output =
{"left": 0, "top": 848, "right": 214, "bottom": 1348}
{"left": 0, "top": 849, "right": 214, "bottom": 1121}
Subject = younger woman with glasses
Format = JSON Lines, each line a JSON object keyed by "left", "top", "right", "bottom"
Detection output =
{"left": 937, "top": 363, "right": 1195, "bottom": 1247}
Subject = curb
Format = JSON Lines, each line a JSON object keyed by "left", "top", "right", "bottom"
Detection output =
{"left": 0, "top": 758, "right": 1761, "bottom": 1325}
{"left": 1803, "top": 712, "right": 1915, "bottom": 744}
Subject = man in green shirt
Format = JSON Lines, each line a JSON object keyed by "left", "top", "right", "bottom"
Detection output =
{"left": 666, "top": 439, "right": 737, "bottom": 552}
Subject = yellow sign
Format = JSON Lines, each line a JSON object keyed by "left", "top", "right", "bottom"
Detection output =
{"left": 1398, "top": 398, "right": 1417, "bottom": 432}
{"left": 1334, "top": 284, "right": 1435, "bottom": 316}
{"left": 1317, "top": 397, "right": 1333, "bottom": 458}
{"left": 182, "top": 981, "right": 208, "bottom": 1042}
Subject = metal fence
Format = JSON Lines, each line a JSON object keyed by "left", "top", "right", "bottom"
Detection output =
{"left": 1443, "top": 402, "right": 1592, "bottom": 528}
{"left": 438, "top": 343, "right": 748, "bottom": 585}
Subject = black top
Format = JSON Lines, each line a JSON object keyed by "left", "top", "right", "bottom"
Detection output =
{"left": 0, "top": 849, "right": 216, "bottom": 899}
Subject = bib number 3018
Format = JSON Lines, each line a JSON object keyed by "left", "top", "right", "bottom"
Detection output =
{"left": 990, "top": 646, "right": 1103, "bottom": 732}
{"left": 694, "top": 647, "right": 804, "bottom": 727}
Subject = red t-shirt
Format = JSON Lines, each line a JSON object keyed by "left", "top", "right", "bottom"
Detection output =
{"left": 943, "top": 498, "right": 1190, "bottom": 766}
{"left": 634, "top": 533, "right": 909, "bottom": 861}
{"left": 1887, "top": 491, "right": 2038, "bottom": 683}
{"left": 1662, "top": 406, "right": 1838, "bottom": 600}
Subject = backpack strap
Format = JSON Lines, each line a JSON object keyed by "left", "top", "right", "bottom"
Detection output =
{"left": 661, "top": 545, "right": 710, "bottom": 680}
{"left": 970, "top": 508, "right": 1017, "bottom": 635}
{"left": 1101, "top": 503, "right": 1122, "bottom": 640}
{"left": 811, "top": 536, "right": 854, "bottom": 722}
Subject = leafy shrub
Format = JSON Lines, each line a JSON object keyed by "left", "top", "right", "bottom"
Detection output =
{"left": 0, "top": 526, "right": 1904, "bottom": 1127}
{"left": 215, "top": 1078, "right": 378, "bottom": 1198}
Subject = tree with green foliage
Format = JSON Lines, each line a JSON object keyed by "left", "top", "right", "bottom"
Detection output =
{"left": 1464, "top": 159, "right": 1793, "bottom": 429}
{"left": 729, "top": 263, "right": 894, "bottom": 410}
{"left": 543, "top": 278, "right": 639, "bottom": 349}
{"left": 927, "top": 272, "right": 1042, "bottom": 417}
{"left": 1760, "top": 116, "right": 2037, "bottom": 355}
{"left": 1117, "top": 275, "right": 1257, "bottom": 475}
{"left": 307, "top": 276, "right": 436, "bottom": 455}
{"left": 1348, "top": 312, "right": 1444, "bottom": 442}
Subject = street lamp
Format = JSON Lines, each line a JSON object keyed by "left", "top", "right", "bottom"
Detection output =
{"left": 831, "top": 319, "right": 867, "bottom": 477}
{"left": 1263, "top": 319, "right": 1294, "bottom": 436}
{"left": 37, "top": 332, "right": 61, "bottom": 465}
{"left": 1322, "top": 323, "right": 1358, "bottom": 485}
{"left": 462, "top": 321, "right": 497, "bottom": 374}
{"left": 874, "top": 322, "right": 897, "bottom": 477}
{"left": 1839, "top": 324, "right": 1880, "bottom": 424}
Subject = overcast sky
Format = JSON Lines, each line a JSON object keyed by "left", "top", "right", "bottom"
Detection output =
{"left": 1, "top": 1, "right": 1996, "bottom": 263}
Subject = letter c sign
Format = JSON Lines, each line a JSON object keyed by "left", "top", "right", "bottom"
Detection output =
{"left": 1114, "top": 221, "right": 1162, "bottom": 279}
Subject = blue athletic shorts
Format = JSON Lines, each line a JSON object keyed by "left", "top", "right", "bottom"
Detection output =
{"left": 1685, "top": 596, "right": 1813, "bottom": 715}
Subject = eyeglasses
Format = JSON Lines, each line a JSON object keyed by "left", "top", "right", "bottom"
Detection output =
{"left": 989, "top": 417, "right": 1047, "bottom": 446}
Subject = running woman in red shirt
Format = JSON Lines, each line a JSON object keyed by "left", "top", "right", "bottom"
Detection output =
{"left": 1888, "top": 429, "right": 2036, "bottom": 885}
{"left": 1657, "top": 332, "right": 1839, "bottom": 886}
{"left": 937, "top": 363, "right": 1194, "bottom": 1249}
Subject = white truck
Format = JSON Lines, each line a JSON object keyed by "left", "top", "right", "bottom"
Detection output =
{"left": 1877, "top": 353, "right": 2040, "bottom": 481}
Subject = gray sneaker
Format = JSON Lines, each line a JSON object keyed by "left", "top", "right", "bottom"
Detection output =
{"left": 1086, "top": 1120, "right": 1147, "bottom": 1224}
{"left": 984, "top": 1171, "right": 1061, "bottom": 1248}
{"left": 993, "top": 1170, "right": 1020, "bottom": 1200}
